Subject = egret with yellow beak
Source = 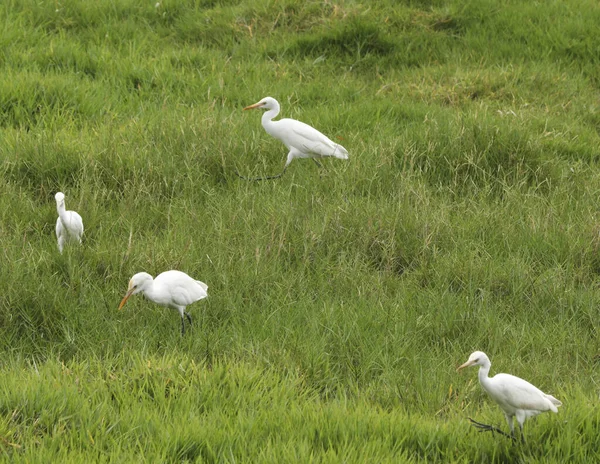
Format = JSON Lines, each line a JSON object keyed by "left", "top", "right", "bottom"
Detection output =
{"left": 237, "top": 97, "right": 348, "bottom": 181}
{"left": 457, "top": 351, "right": 561, "bottom": 442}
{"left": 119, "top": 270, "right": 208, "bottom": 336}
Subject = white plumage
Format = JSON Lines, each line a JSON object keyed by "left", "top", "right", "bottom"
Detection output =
{"left": 241, "top": 97, "right": 348, "bottom": 179}
{"left": 54, "top": 192, "right": 84, "bottom": 253}
{"left": 458, "top": 351, "right": 561, "bottom": 441}
{"left": 118, "top": 270, "right": 208, "bottom": 335}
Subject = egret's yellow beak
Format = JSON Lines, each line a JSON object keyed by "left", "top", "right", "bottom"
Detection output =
{"left": 118, "top": 287, "right": 135, "bottom": 310}
{"left": 243, "top": 102, "right": 263, "bottom": 111}
{"left": 456, "top": 360, "right": 474, "bottom": 372}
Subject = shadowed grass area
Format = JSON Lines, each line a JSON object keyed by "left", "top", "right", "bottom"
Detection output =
{"left": 1, "top": 0, "right": 600, "bottom": 461}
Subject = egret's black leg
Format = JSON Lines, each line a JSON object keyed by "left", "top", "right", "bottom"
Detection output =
{"left": 468, "top": 418, "right": 514, "bottom": 440}
{"left": 235, "top": 165, "right": 288, "bottom": 181}
{"left": 181, "top": 316, "right": 185, "bottom": 336}
{"left": 312, "top": 158, "right": 325, "bottom": 178}
{"left": 184, "top": 311, "right": 192, "bottom": 327}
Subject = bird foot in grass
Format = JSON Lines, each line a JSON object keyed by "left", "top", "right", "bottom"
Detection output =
{"left": 234, "top": 168, "right": 287, "bottom": 181}
{"left": 468, "top": 418, "right": 514, "bottom": 440}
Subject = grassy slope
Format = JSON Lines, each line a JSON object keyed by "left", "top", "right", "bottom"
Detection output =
{"left": 1, "top": 0, "right": 600, "bottom": 461}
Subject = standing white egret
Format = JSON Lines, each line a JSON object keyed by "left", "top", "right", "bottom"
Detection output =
{"left": 237, "top": 97, "right": 349, "bottom": 181}
{"left": 118, "top": 270, "right": 208, "bottom": 336}
{"left": 457, "top": 351, "right": 562, "bottom": 442}
{"left": 55, "top": 192, "right": 84, "bottom": 253}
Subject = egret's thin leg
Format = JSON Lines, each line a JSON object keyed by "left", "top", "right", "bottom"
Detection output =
{"left": 505, "top": 414, "right": 515, "bottom": 440}
{"left": 185, "top": 311, "right": 192, "bottom": 327}
{"left": 468, "top": 418, "right": 514, "bottom": 440}
{"left": 234, "top": 165, "right": 288, "bottom": 181}
{"left": 519, "top": 422, "right": 526, "bottom": 444}
{"left": 312, "top": 158, "right": 323, "bottom": 168}
{"left": 181, "top": 316, "right": 186, "bottom": 336}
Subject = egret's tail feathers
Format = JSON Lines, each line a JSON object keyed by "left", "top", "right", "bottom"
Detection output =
{"left": 545, "top": 394, "right": 562, "bottom": 407}
{"left": 332, "top": 144, "right": 349, "bottom": 160}
{"left": 196, "top": 281, "right": 209, "bottom": 293}
{"left": 543, "top": 394, "right": 561, "bottom": 413}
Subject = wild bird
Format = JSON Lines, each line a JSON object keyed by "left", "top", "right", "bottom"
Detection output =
{"left": 236, "top": 96, "right": 349, "bottom": 181}
{"left": 54, "top": 192, "right": 84, "bottom": 253}
{"left": 457, "top": 351, "right": 562, "bottom": 443}
{"left": 118, "top": 270, "right": 208, "bottom": 336}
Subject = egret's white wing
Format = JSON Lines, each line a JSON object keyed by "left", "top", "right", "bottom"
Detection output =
{"left": 170, "top": 281, "right": 208, "bottom": 306}
{"left": 492, "top": 373, "right": 558, "bottom": 412}
{"left": 67, "top": 211, "right": 84, "bottom": 240}
{"left": 157, "top": 270, "right": 208, "bottom": 307}
{"left": 278, "top": 119, "right": 348, "bottom": 159}
{"left": 59, "top": 210, "right": 84, "bottom": 240}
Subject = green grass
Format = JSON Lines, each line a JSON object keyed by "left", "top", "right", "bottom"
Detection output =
{"left": 1, "top": 0, "right": 600, "bottom": 461}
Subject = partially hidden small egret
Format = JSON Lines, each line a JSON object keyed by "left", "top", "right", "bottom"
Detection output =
{"left": 237, "top": 97, "right": 349, "bottom": 181}
{"left": 55, "top": 192, "right": 84, "bottom": 254}
{"left": 457, "top": 351, "right": 562, "bottom": 442}
{"left": 118, "top": 270, "right": 208, "bottom": 336}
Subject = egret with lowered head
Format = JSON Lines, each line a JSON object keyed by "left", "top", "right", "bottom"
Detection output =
{"left": 237, "top": 97, "right": 349, "bottom": 180}
{"left": 55, "top": 192, "right": 84, "bottom": 253}
{"left": 118, "top": 270, "right": 208, "bottom": 336}
{"left": 457, "top": 351, "right": 561, "bottom": 442}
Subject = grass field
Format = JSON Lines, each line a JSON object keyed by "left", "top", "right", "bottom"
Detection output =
{"left": 1, "top": 0, "right": 600, "bottom": 461}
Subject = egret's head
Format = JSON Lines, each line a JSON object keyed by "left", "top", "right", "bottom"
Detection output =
{"left": 118, "top": 272, "right": 152, "bottom": 310}
{"left": 244, "top": 96, "right": 278, "bottom": 111}
{"left": 457, "top": 351, "right": 489, "bottom": 371}
{"left": 55, "top": 192, "right": 65, "bottom": 204}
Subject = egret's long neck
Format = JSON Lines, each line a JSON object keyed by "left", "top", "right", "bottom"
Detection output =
{"left": 57, "top": 202, "right": 69, "bottom": 223}
{"left": 141, "top": 279, "right": 159, "bottom": 303}
{"left": 477, "top": 360, "right": 492, "bottom": 389}
{"left": 261, "top": 104, "right": 280, "bottom": 128}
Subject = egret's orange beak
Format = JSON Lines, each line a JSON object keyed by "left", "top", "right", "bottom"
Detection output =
{"left": 456, "top": 360, "right": 474, "bottom": 372}
{"left": 118, "top": 288, "right": 135, "bottom": 310}
{"left": 243, "top": 102, "right": 263, "bottom": 111}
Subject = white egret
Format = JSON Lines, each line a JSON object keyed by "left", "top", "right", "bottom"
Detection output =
{"left": 118, "top": 270, "right": 208, "bottom": 336}
{"left": 55, "top": 192, "right": 84, "bottom": 253}
{"left": 237, "top": 96, "right": 349, "bottom": 180}
{"left": 457, "top": 351, "right": 562, "bottom": 442}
